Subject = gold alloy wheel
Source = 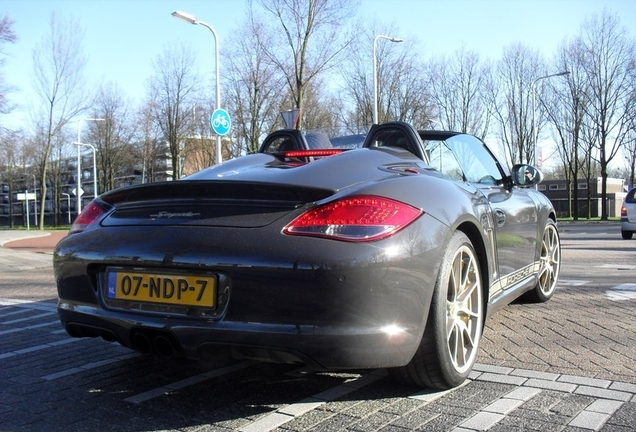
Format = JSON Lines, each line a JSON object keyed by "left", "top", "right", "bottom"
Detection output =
{"left": 538, "top": 222, "right": 560, "bottom": 297}
{"left": 445, "top": 244, "right": 483, "bottom": 374}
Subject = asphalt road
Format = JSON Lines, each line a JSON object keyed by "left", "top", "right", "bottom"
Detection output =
{"left": 0, "top": 222, "right": 634, "bottom": 431}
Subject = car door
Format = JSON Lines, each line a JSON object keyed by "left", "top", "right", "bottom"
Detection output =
{"left": 479, "top": 184, "right": 538, "bottom": 291}
{"left": 427, "top": 134, "right": 539, "bottom": 294}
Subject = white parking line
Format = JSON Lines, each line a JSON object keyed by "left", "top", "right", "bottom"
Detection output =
{"left": 0, "top": 337, "right": 80, "bottom": 360}
{"left": 599, "top": 264, "right": 636, "bottom": 270}
{"left": 124, "top": 360, "right": 258, "bottom": 404}
{"left": 0, "top": 298, "right": 58, "bottom": 312}
{"left": 238, "top": 370, "right": 389, "bottom": 432}
{"left": 0, "top": 309, "right": 32, "bottom": 318}
{"left": 0, "top": 320, "right": 60, "bottom": 336}
{"left": 458, "top": 387, "right": 541, "bottom": 430}
{"left": 606, "top": 283, "right": 636, "bottom": 301}
{"left": 0, "top": 312, "right": 55, "bottom": 325}
{"left": 470, "top": 364, "right": 633, "bottom": 431}
{"left": 41, "top": 352, "right": 141, "bottom": 381}
{"left": 558, "top": 279, "right": 589, "bottom": 287}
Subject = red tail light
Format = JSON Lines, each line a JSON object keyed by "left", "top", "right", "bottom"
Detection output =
{"left": 283, "top": 195, "right": 422, "bottom": 242}
{"left": 621, "top": 206, "right": 627, "bottom": 217}
{"left": 282, "top": 149, "right": 343, "bottom": 158}
{"left": 70, "top": 201, "right": 108, "bottom": 233}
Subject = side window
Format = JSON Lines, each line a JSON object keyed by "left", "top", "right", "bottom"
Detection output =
{"left": 425, "top": 140, "right": 464, "bottom": 181}
{"left": 445, "top": 135, "right": 503, "bottom": 185}
{"left": 627, "top": 189, "right": 636, "bottom": 203}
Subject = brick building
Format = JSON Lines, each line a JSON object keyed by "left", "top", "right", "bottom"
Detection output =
{"left": 538, "top": 177, "right": 626, "bottom": 218}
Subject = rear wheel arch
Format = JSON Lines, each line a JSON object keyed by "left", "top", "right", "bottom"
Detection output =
{"left": 456, "top": 222, "right": 491, "bottom": 317}
{"left": 391, "top": 225, "right": 488, "bottom": 389}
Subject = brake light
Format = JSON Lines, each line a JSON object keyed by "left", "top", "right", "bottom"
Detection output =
{"left": 70, "top": 201, "right": 108, "bottom": 233}
{"left": 283, "top": 149, "right": 343, "bottom": 158}
{"left": 622, "top": 206, "right": 627, "bottom": 217}
{"left": 283, "top": 195, "right": 422, "bottom": 242}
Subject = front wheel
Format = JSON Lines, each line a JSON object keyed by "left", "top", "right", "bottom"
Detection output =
{"left": 524, "top": 220, "right": 560, "bottom": 303}
{"left": 392, "top": 232, "right": 483, "bottom": 389}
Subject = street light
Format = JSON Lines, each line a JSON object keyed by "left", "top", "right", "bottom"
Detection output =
{"left": 172, "top": 10, "right": 223, "bottom": 165}
{"left": 373, "top": 34, "right": 403, "bottom": 124}
{"left": 78, "top": 142, "right": 98, "bottom": 199}
{"left": 532, "top": 71, "right": 570, "bottom": 166}
{"left": 31, "top": 174, "right": 37, "bottom": 227}
{"left": 76, "top": 118, "right": 104, "bottom": 213}
{"left": 61, "top": 192, "right": 71, "bottom": 225}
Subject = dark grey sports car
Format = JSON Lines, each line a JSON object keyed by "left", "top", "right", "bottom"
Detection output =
{"left": 54, "top": 121, "right": 560, "bottom": 389}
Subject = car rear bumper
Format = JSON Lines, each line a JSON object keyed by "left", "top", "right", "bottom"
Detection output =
{"left": 621, "top": 218, "right": 636, "bottom": 232}
{"left": 57, "top": 303, "right": 423, "bottom": 369}
{"left": 54, "top": 218, "right": 448, "bottom": 370}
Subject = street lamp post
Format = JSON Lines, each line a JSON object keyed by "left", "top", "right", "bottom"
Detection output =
{"left": 531, "top": 71, "right": 570, "bottom": 166}
{"left": 78, "top": 143, "right": 98, "bottom": 199}
{"left": 373, "top": 34, "right": 403, "bottom": 125}
{"left": 76, "top": 118, "right": 104, "bottom": 214}
{"left": 172, "top": 10, "right": 223, "bottom": 165}
{"left": 31, "top": 174, "right": 37, "bottom": 227}
{"left": 61, "top": 192, "right": 71, "bottom": 225}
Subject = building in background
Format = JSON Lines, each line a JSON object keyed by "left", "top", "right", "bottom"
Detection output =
{"left": 539, "top": 177, "right": 626, "bottom": 218}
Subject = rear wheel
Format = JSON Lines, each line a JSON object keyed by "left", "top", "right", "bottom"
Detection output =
{"left": 392, "top": 232, "right": 483, "bottom": 389}
{"left": 524, "top": 220, "right": 560, "bottom": 303}
{"left": 621, "top": 230, "right": 633, "bottom": 240}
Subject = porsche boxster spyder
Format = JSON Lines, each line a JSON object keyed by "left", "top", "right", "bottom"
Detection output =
{"left": 54, "top": 121, "right": 560, "bottom": 389}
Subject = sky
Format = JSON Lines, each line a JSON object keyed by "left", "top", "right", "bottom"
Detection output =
{"left": 2, "top": 0, "right": 636, "bottom": 131}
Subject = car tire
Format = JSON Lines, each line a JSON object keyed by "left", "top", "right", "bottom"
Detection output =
{"left": 391, "top": 231, "right": 483, "bottom": 389}
{"left": 523, "top": 220, "right": 560, "bottom": 303}
{"left": 621, "top": 230, "right": 633, "bottom": 240}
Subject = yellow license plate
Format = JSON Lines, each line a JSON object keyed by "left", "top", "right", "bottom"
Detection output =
{"left": 106, "top": 270, "right": 216, "bottom": 307}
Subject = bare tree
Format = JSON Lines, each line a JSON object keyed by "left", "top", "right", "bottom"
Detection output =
{"left": 428, "top": 47, "right": 492, "bottom": 137}
{"left": 31, "top": 13, "right": 87, "bottom": 229}
{"left": 623, "top": 81, "right": 636, "bottom": 188}
{"left": 622, "top": 126, "right": 636, "bottom": 189}
{"left": 224, "top": 17, "right": 285, "bottom": 155}
{"left": 87, "top": 82, "right": 136, "bottom": 193}
{"left": 133, "top": 98, "right": 163, "bottom": 184}
{"left": 547, "top": 37, "right": 592, "bottom": 219}
{"left": 149, "top": 42, "right": 199, "bottom": 180}
{"left": 339, "top": 35, "right": 374, "bottom": 129}
{"left": 0, "top": 129, "right": 27, "bottom": 227}
{"left": 488, "top": 43, "right": 546, "bottom": 167}
{"left": 252, "top": 0, "right": 356, "bottom": 129}
{"left": 0, "top": 14, "right": 17, "bottom": 119}
{"left": 382, "top": 43, "right": 431, "bottom": 126}
{"left": 291, "top": 76, "right": 340, "bottom": 131}
{"left": 184, "top": 102, "right": 216, "bottom": 170}
{"left": 339, "top": 28, "right": 433, "bottom": 129}
{"left": 578, "top": 11, "right": 636, "bottom": 219}
{"left": 46, "top": 127, "right": 73, "bottom": 226}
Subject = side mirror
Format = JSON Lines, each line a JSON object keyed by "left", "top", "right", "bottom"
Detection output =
{"left": 511, "top": 164, "right": 543, "bottom": 187}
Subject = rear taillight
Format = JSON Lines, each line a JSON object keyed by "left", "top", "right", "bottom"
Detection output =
{"left": 621, "top": 206, "right": 628, "bottom": 217}
{"left": 283, "top": 195, "right": 422, "bottom": 242}
{"left": 70, "top": 201, "right": 109, "bottom": 233}
{"left": 282, "top": 149, "right": 343, "bottom": 158}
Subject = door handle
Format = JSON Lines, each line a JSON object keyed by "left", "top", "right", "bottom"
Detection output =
{"left": 494, "top": 209, "right": 506, "bottom": 227}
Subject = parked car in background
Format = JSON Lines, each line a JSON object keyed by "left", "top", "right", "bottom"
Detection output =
{"left": 54, "top": 121, "right": 561, "bottom": 389}
{"left": 621, "top": 188, "right": 636, "bottom": 239}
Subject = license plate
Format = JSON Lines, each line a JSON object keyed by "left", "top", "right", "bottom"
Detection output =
{"left": 106, "top": 270, "right": 216, "bottom": 307}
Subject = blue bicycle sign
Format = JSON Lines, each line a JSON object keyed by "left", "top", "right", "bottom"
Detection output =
{"left": 211, "top": 109, "right": 231, "bottom": 136}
